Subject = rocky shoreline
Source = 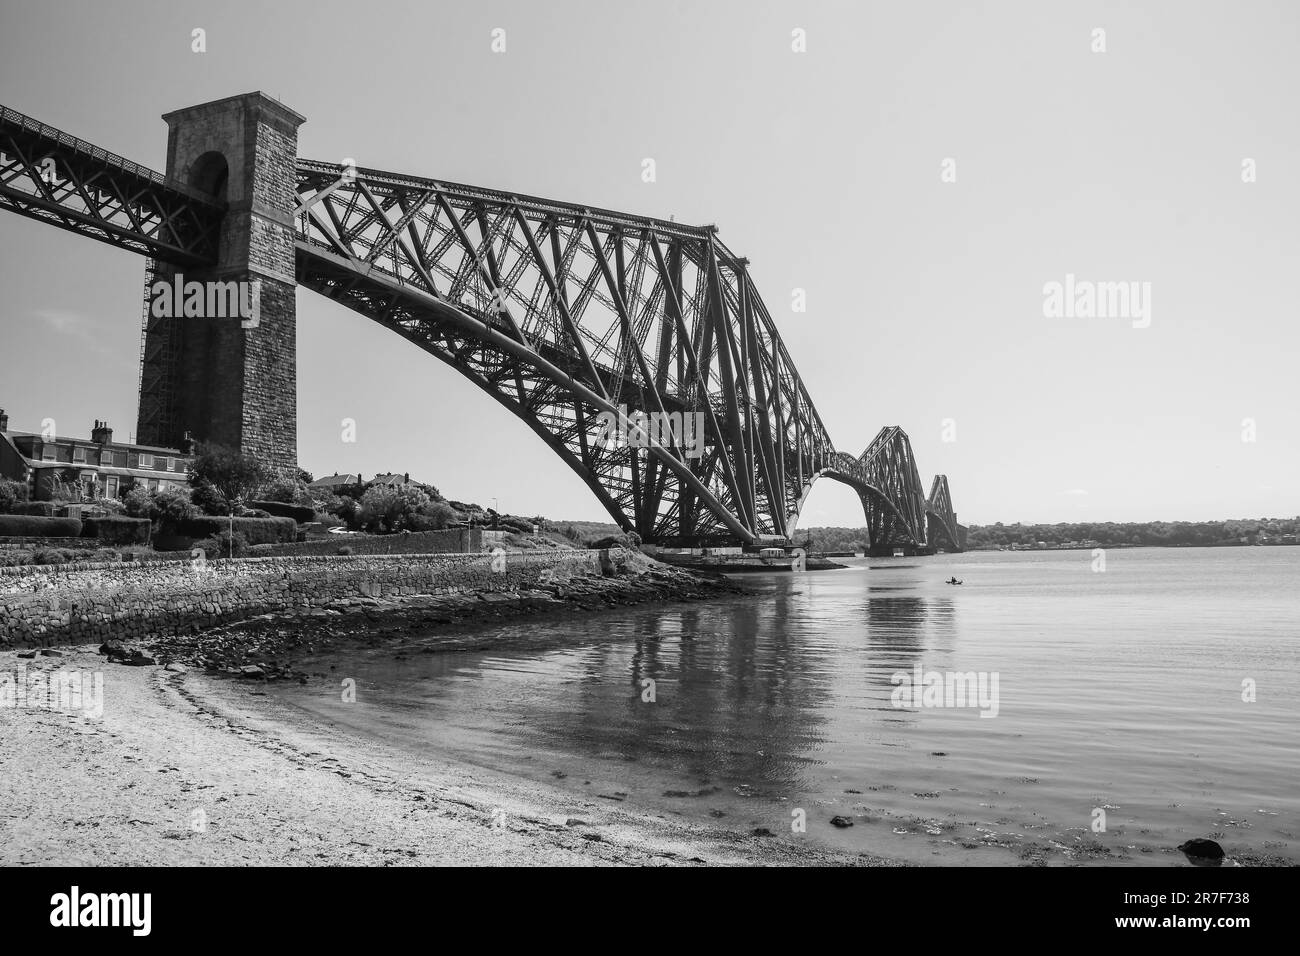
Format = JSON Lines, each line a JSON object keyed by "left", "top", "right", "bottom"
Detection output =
{"left": 117, "top": 550, "right": 750, "bottom": 679}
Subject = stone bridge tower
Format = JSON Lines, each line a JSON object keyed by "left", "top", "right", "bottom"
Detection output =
{"left": 136, "top": 92, "right": 304, "bottom": 475}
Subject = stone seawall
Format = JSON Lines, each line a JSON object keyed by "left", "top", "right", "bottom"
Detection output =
{"left": 0, "top": 551, "right": 601, "bottom": 648}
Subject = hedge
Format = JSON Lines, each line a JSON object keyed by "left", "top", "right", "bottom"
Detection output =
{"left": 0, "top": 515, "right": 83, "bottom": 537}
{"left": 82, "top": 515, "right": 152, "bottom": 545}
{"left": 173, "top": 515, "right": 296, "bottom": 545}
{"left": 248, "top": 500, "right": 315, "bottom": 523}
{"left": 9, "top": 501, "right": 56, "bottom": 517}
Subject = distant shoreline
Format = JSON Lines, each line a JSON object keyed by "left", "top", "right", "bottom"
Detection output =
{"left": 969, "top": 541, "right": 1300, "bottom": 553}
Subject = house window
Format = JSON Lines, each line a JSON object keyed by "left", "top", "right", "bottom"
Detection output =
{"left": 73, "top": 446, "right": 86, "bottom": 463}
{"left": 166, "top": 457, "right": 176, "bottom": 472}
{"left": 41, "top": 445, "right": 55, "bottom": 461}
{"left": 139, "top": 453, "right": 154, "bottom": 469}
{"left": 106, "top": 476, "right": 119, "bottom": 498}
{"left": 147, "top": 479, "right": 159, "bottom": 491}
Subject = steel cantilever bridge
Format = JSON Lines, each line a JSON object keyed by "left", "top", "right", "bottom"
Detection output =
{"left": 0, "top": 100, "right": 965, "bottom": 553}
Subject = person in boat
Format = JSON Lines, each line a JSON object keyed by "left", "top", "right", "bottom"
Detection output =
{"left": 947, "top": 576, "right": 963, "bottom": 585}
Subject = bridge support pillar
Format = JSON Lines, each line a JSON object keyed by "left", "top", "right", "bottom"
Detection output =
{"left": 136, "top": 92, "right": 305, "bottom": 475}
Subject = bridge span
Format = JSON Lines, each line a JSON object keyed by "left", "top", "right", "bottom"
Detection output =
{"left": 0, "top": 93, "right": 964, "bottom": 552}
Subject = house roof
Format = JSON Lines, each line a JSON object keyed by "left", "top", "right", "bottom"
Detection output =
{"left": 370, "top": 473, "right": 428, "bottom": 487}
{"left": 308, "top": 473, "right": 360, "bottom": 487}
{"left": 2, "top": 430, "right": 185, "bottom": 456}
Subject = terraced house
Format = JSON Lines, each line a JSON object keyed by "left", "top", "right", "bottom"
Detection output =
{"left": 0, "top": 408, "right": 193, "bottom": 501}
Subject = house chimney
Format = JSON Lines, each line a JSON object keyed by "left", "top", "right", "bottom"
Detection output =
{"left": 0, "top": 409, "right": 8, "bottom": 432}
{"left": 91, "top": 420, "right": 113, "bottom": 444}
{"left": 404, "top": 472, "right": 409, "bottom": 484}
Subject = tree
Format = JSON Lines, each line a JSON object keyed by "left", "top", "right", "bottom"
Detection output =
{"left": 0, "top": 479, "right": 29, "bottom": 513}
{"left": 188, "top": 443, "right": 272, "bottom": 513}
{"left": 411, "top": 500, "right": 457, "bottom": 531}
{"left": 122, "top": 485, "right": 153, "bottom": 518}
{"left": 150, "top": 485, "right": 199, "bottom": 525}
{"left": 358, "top": 484, "right": 430, "bottom": 533}
{"left": 261, "top": 476, "right": 315, "bottom": 506}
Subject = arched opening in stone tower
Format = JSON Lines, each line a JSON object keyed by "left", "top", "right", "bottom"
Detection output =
{"left": 189, "top": 150, "right": 229, "bottom": 201}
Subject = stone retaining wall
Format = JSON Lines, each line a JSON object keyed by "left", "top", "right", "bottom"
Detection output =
{"left": 254, "top": 527, "right": 484, "bottom": 557}
{"left": 0, "top": 550, "right": 601, "bottom": 647}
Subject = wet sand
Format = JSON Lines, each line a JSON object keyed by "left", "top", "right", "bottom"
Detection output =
{"left": 0, "top": 645, "right": 895, "bottom": 866}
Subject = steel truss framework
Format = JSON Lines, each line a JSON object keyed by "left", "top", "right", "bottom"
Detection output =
{"left": 0, "top": 106, "right": 224, "bottom": 266}
{"left": 0, "top": 99, "right": 963, "bottom": 549}
{"left": 292, "top": 161, "right": 962, "bottom": 547}
{"left": 926, "top": 475, "right": 965, "bottom": 551}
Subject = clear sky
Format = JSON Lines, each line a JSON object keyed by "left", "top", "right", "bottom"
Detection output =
{"left": 1, "top": 0, "right": 1296, "bottom": 528}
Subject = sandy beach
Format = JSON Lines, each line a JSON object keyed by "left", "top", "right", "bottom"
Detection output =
{"left": 0, "top": 644, "right": 893, "bottom": 867}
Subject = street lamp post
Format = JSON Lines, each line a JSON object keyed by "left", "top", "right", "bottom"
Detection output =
{"left": 229, "top": 495, "right": 242, "bottom": 559}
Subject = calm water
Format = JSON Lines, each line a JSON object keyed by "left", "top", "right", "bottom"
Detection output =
{"left": 272, "top": 548, "right": 1300, "bottom": 865}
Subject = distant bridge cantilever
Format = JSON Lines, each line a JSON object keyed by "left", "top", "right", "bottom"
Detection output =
{"left": 0, "top": 96, "right": 964, "bottom": 551}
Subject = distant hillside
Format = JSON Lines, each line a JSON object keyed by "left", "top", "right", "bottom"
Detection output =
{"left": 967, "top": 518, "right": 1299, "bottom": 549}
{"left": 793, "top": 519, "right": 1299, "bottom": 552}
{"left": 791, "top": 526, "right": 871, "bottom": 553}
{"left": 545, "top": 519, "right": 623, "bottom": 544}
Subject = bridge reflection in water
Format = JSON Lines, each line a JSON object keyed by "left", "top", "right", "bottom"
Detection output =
{"left": 280, "top": 570, "right": 959, "bottom": 799}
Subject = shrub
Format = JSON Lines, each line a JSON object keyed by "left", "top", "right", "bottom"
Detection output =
{"left": 0, "top": 479, "right": 29, "bottom": 513}
{"left": 33, "top": 548, "right": 71, "bottom": 565}
{"left": 0, "top": 549, "right": 35, "bottom": 567}
{"left": 212, "top": 530, "right": 249, "bottom": 558}
{"left": 95, "top": 498, "right": 125, "bottom": 515}
{"left": 248, "top": 499, "right": 316, "bottom": 523}
{"left": 258, "top": 479, "right": 315, "bottom": 507}
{"left": 49, "top": 476, "right": 83, "bottom": 502}
{"left": 405, "top": 500, "right": 459, "bottom": 531}
{"left": 82, "top": 515, "right": 152, "bottom": 546}
{"left": 0, "top": 515, "right": 83, "bottom": 538}
{"left": 190, "top": 480, "right": 229, "bottom": 516}
{"left": 319, "top": 495, "right": 361, "bottom": 529}
{"left": 337, "top": 545, "right": 353, "bottom": 556}
{"left": 192, "top": 532, "right": 249, "bottom": 559}
{"left": 151, "top": 485, "right": 199, "bottom": 524}
{"left": 122, "top": 485, "right": 153, "bottom": 518}
{"left": 173, "top": 515, "right": 296, "bottom": 545}
{"left": 10, "top": 501, "right": 55, "bottom": 517}
{"left": 356, "top": 484, "right": 453, "bottom": 534}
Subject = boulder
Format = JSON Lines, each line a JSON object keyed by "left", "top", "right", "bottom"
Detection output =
{"left": 1177, "top": 838, "right": 1225, "bottom": 860}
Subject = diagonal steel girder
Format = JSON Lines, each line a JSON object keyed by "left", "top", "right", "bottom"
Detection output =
{"left": 0, "top": 104, "right": 223, "bottom": 266}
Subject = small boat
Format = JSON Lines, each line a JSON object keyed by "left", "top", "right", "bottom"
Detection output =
{"left": 892, "top": 548, "right": 905, "bottom": 558}
{"left": 946, "top": 577, "right": 963, "bottom": 585}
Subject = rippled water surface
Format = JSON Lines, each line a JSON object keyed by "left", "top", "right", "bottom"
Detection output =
{"left": 272, "top": 548, "right": 1300, "bottom": 865}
